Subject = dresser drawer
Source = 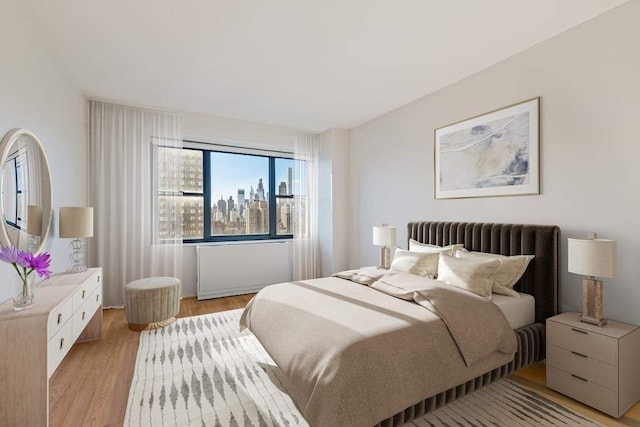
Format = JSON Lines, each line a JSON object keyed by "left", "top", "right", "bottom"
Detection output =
{"left": 547, "top": 320, "right": 617, "bottom": 364}
{"left": 91, "top": 283, "right": 103, "bottom": 311}
{"left": 47, "top": 319, "right": 74, "bottom": 378}
{"left": 72, "top": 296, "right": 94, "bottom": 342}
{"left": 47, "top": 297, "right": 73, "bottom": 340}
{"left": 547, "top": 344, "right": 617, "bottom": 391}
{"left": 72, "top": 273, "right": 101, "bottom": 311}
{"left": 547, "top": 366, "right": 618, "bottom": 416}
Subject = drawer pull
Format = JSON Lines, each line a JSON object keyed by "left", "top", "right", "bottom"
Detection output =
{"left": 571, "top": 374, "right": 588, "bottom": 382}
{"left": 82, "top": 290, "right": 86, "bottom": 298}
{"left": 97, "top": 276, "right": 100, "bottom": 283}
{"left": 571, "top": 351, "right": 588, "bottom": 358}
{"left": 571, "top": 328, "right": 588, "bottom": 335}
{"left": 82, "top": 311, "right": 86, "bottom": 320}
{"left": 59, "top": 338, "right": 65, "bottom": 349}
{"left": 96, "top": 294, "right": 100, "bottom": 302}
{"left": 57, "top": 313, "right": 62, "bottom": 324}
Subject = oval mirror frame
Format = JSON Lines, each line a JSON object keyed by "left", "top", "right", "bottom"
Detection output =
{"left": 0, "top": 128, "right": 52, "bottom": 253}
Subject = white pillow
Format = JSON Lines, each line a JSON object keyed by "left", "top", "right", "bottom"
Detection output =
{"left": 455, "top": 249, "right": 534, "bottom": 298}
{"left": 408, "top": 239, "right": 464, "bottom": 256}
{"left": 437, "top": 254, "right": 500, "bottom": 298}
{"left": 390, "top": 249, "right": 439, "bottom": 278}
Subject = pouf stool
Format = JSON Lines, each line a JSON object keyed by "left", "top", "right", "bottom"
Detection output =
{"left": 124, "top": 276, "right": 181, "bottom": 331}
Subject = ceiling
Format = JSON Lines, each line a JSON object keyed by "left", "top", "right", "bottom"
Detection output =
{"left": 20, "top": 0, "right": 628, "bottom": 131}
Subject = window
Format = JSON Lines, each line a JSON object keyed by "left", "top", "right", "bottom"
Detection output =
{"left": 157, "top": 144, "right": 303, "bottom": 242}
{"left": 2, "top": 153, "right": 26, "bottom": 229}
{"left": 275, "top": 157, "right": 305, "bottom": 236}
{"left": 157, "top": 147, "right": 204, "bottom": 240}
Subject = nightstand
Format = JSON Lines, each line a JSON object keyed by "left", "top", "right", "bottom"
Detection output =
{"left": 546, "top": 312, "right": 640, "bottom": 418}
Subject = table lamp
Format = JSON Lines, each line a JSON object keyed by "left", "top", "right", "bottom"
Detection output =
{"left": 59, "top": 207, "right": 93, "bottom": 273}
{"left": 568, "top": 234, "right": 616, "bottom": 326}
{"left": 373, "top": 224, "right": 396, "bottom": 269}
{"left": 27, "top": 204, "right": 42, "bottom": 252}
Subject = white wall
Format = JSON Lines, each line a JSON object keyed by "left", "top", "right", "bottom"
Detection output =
{"left": 183, "top": 111, "right": 301, "bottom": 151}
{"left": 318, "top": 129, "right": 350, "bottom": 277}
{"left": 0, "top": 0, "right": 86, "bottom": 303}
{"left": 349, "top": 2, "right": 640, "bottom": 325}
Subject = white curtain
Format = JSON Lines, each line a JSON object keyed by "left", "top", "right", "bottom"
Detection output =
{"left": 88, "top": 101, "right": 183, "bottom": 307}
{"left": 292, "top": 133, "right": 319, "bottom": 280}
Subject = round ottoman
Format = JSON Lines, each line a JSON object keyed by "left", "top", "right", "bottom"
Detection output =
{"left": 124, "top": 277, "right": 181, "bottom": 331}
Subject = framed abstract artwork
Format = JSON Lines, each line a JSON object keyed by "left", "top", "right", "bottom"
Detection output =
{"left": 434, "top": 97, "right": 539, "bottom": 199}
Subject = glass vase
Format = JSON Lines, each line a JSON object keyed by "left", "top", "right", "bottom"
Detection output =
{"left": 12, "top": 272, "right": 34, "bottom": 311}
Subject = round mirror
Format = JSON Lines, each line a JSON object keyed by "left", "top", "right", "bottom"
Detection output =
{"left": 0, "top": 129, "right": 52, "bottom": 253}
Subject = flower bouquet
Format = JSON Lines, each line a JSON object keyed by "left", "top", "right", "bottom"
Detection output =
{"left": 1, "top": 246, "right": 52, "bottom": 310}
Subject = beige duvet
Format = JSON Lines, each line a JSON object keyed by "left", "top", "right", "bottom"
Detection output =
{"left": 240, "top": 268, "right": 517, "bottom": 427}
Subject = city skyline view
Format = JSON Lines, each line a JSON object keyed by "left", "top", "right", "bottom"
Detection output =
{"left": 210, "top": 152, "right": 298, "bottom": 203}
{"left": 157, "top": 147, "right": 305, "bottom": 240}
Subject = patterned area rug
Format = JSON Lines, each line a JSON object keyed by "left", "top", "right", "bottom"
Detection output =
{"left": 125, "top": 309, "right": 602, "bottom": 427}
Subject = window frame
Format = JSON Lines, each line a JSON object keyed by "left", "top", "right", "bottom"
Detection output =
{"left": 160, "top": 142, "right": 296, "bottom": 244}
{"left": 3, "top": 154, "right": 25, "bottom": 230}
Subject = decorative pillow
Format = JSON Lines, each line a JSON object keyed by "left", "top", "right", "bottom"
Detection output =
{"left": 408, "top": 239, "right": 464, "bottom": 256}
{"left": 436, "top": 254, "right": 500, "bottom": 298}
{"left": 456, "top": 249, "right": 535, "bottom": 297}
{"left": 390, "top": 249, "right": 439, "bottom": 278}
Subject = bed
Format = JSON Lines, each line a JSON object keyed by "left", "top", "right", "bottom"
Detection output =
{"left": 241, "top": 221, "right": 559, "bottom": 427}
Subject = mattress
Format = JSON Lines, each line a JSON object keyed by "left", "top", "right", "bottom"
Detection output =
{"left": 492, "top": 292, "right": 535, "bottom": 329}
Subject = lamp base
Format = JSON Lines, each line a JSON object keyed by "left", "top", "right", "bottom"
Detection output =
{"left": 66, "top": 238, "right": 88, "bottom": 274}
{"left": 66, "top": 264, "right": 88, "bottom": 274}
{"left": 580, "top": 278, "right": 607, "bottom": 327}
{"left": 378, "top": 246, "right": 391, "bottom": 270}
{"left": 579, "top": 315, "right": 607, "bottom": 327}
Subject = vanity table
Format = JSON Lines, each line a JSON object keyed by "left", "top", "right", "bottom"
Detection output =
{"left": 0, "top": 268, "right": 103, "bottom": 426}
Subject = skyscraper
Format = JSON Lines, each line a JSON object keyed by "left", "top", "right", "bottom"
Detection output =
{"left": 278, "top": 181, "right": 287, "bottom": 195}
{"left": 217, "top": 196, "right": 226, "bottom": 218}
{"left": 256, "top": 178, "right": 265, "bottom": 201}
{"left": 287, "top": 167, "right": 293, "bottom": 195}
{"left": 237, "top": 189, "right": 245, "bottom": 208}
{"left": 246, "top": 194, "right": 269, "bottom": 234}
{"left": 279, "top": 203, "right": 290, "bottom": 233}
{"left": 227, "top": 196, "right": 234, "bottom": 220}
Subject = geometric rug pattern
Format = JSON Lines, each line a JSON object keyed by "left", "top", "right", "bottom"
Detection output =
{"left": 125, "top": 309, "right": 602, "bottom": 427}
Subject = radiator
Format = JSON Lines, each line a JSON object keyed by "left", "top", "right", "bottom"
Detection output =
{"left": 196, "top": 242, "right": 292, "bottom": 299}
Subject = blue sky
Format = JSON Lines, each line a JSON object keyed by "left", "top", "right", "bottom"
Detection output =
{"left": 210, "top": 152, "right": 294, "bottom": 205}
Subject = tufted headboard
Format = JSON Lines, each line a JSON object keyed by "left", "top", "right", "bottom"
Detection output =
{"left": 407, "top": 221, "right": 559, "bottom": 324}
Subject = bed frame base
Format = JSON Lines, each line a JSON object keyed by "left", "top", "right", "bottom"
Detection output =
{"left": 375, "top": 323, "right": 545, "bottom": 427}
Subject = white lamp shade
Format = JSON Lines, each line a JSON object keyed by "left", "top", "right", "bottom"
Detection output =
{"left": 568, "top": 238, "right": 617, "bottom": 278}
{"left": 373, "top": 225, "right": 396, "bottom": 247}
{"left": 27, "top": 205, "right": 43, "bottom": 235}
{"left": 59, "top": 207, "right": 94, "bottom": 238}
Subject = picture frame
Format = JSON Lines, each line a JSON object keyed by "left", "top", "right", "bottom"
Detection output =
{"left": 434, "top": 97, "right": 539, "bottom": 200}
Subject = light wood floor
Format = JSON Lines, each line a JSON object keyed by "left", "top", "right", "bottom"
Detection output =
{"left": 50, "top": 294, "right": 640, "bottom": 426}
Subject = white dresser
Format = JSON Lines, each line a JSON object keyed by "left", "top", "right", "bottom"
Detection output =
{"left": 546, "top": 311, "right": 640, "bottom": 418}
{"left": 0, "top": 268, "right": 103, "bottom": 426}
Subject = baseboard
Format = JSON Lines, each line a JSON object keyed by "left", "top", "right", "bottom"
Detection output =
{"left": 196, "top": 286, "right": 264, "bottom": 300}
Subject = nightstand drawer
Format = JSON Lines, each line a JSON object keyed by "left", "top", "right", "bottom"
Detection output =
{"left": 547, "top": 344, "right": 617, "bottom": 391}
{"left": 547, "top": 321, "right": 617, "bottom": 364}
{"left": 547, "top": 366, "right": 617, "bottom": 417}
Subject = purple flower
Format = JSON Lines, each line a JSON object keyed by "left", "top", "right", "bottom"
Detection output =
{"left": 0, "top": 246, "right": 20, "bottom": 264}
{"left": 30, "top": 252, "right": 52, "bottom": 279}
{"left": 16, "top": 251, "right": 31, "bottom": 269}
{"left": 0, "top": 245, "right": 52, "bottom": 280}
